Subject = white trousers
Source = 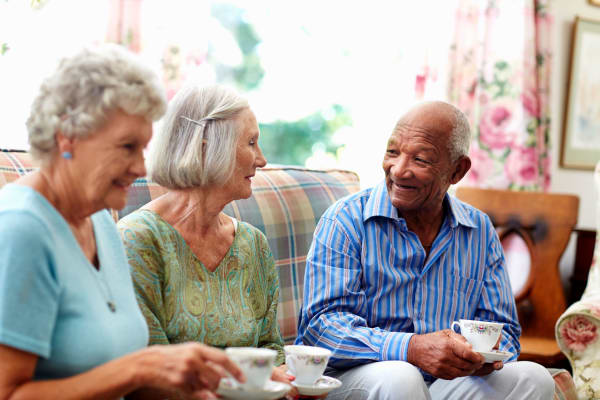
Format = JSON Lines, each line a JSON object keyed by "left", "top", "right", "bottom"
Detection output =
{"left": 326, "top": 361, "right": 555, "bottom": 400}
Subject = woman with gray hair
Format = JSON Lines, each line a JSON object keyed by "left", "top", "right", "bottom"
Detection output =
{"left": 0, "top": 45, "right": 243, "bottom": 400}
{"left": 117, "top": 84, "right": 293, "bottom": 390}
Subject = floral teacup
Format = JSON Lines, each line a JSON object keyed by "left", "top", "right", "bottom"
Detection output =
{"left": 225, "top": 347, "right": 277, "bottom": 389}
{"left": 451, "top": 319, "right": 504, "bottom": 352}
{"left": 284, "top": 345, "right": 332, "bottom": 386}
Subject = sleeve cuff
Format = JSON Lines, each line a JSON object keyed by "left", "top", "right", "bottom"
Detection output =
{"left": 381, "top": 331, "right": 414, "bottom": 361}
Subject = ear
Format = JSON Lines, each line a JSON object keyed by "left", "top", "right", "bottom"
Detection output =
{"left": 450, "top": 156, "right": 471, "bottom": 184}
{"left": 55, "top": 131, "right": 74, "bottom": 155}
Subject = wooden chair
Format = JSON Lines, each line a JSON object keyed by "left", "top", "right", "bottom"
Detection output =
{"left": 455, "top": 187, "right": 579, "bottom": 366}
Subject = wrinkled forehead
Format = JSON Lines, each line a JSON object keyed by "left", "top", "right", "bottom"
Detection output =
{"left": 391, "top": 104, "right": 455, "bottom": 143}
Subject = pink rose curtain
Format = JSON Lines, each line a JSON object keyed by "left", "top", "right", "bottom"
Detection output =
{"left": 448, "top": 0, "right": 553, "bottom": 191}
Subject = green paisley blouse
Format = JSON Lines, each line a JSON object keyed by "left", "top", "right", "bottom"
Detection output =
{"left": 117, "top": 209, "right": 284, "bottom": 365}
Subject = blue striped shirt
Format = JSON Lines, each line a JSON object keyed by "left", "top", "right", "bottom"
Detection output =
{"left": 295, "top": 181, "right": 520, "bottom": 374}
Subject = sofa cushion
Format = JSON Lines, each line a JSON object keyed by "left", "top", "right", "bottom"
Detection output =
{"left": 0, "top": 150, "right": 34, "bottom": 186}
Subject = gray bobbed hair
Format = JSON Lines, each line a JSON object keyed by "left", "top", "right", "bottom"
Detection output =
{"left": 26, "top": 44, "right": 167, "bottom": 163}
{"left": 147, "top": 84, "right": 249, "bottom": 189}
{"left": 449, "top": 106, "right": 471, "bottom": 162}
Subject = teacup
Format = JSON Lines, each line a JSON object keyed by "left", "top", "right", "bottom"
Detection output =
{"left": 225, "top": 347, "right": 277, "bottom": 389}
{"left": 451, "top": 319, "right": 504, "bottom": 352}
{"left": 284, "top": 345, "right": 331, "bottom": 386}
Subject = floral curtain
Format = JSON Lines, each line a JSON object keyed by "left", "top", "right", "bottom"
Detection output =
{"left": 448, "top": 0, "right": 553, "bottom": 191}
{"left": 106, "top": 0, "right": 212, "bottom": 100}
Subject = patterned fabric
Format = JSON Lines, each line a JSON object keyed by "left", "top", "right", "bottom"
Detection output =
{"left": 0, "top": 150, "right": 34, "bottom": 187}
{"left": 448, "top": 0, "right": 553, "bottom": 191}
{"left": 118, "top": 210, "right": 284, "bottom": 364}
{"left": 296, "top": 181, "right": 520, "bottom": 377}
{"left": 555, "top": 161, "right": 600, "bottom": 400}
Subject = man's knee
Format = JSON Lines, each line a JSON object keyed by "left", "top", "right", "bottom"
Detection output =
{"left": 330, "top": 361, "right": 430, "bottom": 400}
{"left": 360, "top": 361, "right": 429, "bottom": 399}
{"left": 510, "top": 361, "right": 555, "bottom": 397}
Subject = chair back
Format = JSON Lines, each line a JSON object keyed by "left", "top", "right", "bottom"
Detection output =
{"left": 455, "top": 186, "right": 579, "bottom": 364}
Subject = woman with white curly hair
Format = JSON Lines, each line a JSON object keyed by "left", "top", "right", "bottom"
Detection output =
{"left": 0, "top": 45, "right": 243, "bottom": 400}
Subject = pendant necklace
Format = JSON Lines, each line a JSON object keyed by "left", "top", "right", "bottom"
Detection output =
{"left": 38, "top": 171, "right": 117, "bottom": 313}
{"left": 89, "top": 265, "right": 117, "bottom": 313}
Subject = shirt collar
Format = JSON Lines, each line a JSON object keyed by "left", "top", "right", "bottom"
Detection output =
{"left": 364, "top": 181, "right": 477, "bottom": 229}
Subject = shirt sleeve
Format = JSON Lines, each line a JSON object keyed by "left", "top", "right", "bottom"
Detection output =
{"left": 477, "top": 218, "right": 522, "bottom": 360}
{"left": 255, "top": 231, "right": 285, "bottom": 366}
{"left": 118, "top": 217, "right": 169, "bottom": 345}
{"left": 0, "top": 211, "right": 60, "bottom": 358}
{"left": 296, "top": 212, "right": 414, "bottom": 369}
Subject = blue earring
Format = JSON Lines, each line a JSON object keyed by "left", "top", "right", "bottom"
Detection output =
{"left": 61, "top": 151, "right": 73, "bottom": 160}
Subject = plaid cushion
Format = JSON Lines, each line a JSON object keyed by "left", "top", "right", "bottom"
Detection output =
{"left": 0, "top": 150, "right": 35, "bottom": 186}
{"left": 118, "top": 166, "right": 361, "bottom": 343}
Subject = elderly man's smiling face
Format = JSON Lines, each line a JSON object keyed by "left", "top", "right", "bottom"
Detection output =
{"left": 382, "top": 102, "right": 468, "bottom": 218}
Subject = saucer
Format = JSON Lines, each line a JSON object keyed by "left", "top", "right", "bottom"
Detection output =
{"left": 291, "top": 376, "right": 342, "bottom": 396}
{"left": 217, "top": 378, "right": 291, "bottom": 400}
{"left": 477, "top": 350, "right": 513, "bottom": 363}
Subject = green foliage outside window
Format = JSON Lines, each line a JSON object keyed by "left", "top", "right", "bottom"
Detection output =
{"left": 211, "top": 3, "right": 351, "bottom": 166}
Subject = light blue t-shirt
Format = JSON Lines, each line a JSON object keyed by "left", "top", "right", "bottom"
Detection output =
{"left": 0, "top": 184, "right": 148, "bottom": 380}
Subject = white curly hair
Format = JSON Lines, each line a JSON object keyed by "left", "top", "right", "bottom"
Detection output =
{"left": 26, "top": 44, "right": 166, "bottom": 163}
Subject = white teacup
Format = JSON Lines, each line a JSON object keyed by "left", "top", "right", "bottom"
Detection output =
{"left": 284, "top": 345, "right": 331, "bottom": 386}
{"left": 451, "top": 319, "right": 504, "bottom": 352}
{"left": 225, "top": 347, "right": 277, "bottom": 389}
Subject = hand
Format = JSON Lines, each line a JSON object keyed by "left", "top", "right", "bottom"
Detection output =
{"left": 472, "top": 335, "right": 504, "bottom": 376}
{"left": 406, "top": 330, "right": 485, "bottom": 380}
{"left": 136, "top": 342, "right": 244, "bottom": 397}
{"left": 271, "top": 364, "right": 298, "bottom": 398}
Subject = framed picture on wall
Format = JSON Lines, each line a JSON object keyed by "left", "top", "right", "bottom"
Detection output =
{"left": 561, "top": 17, "right": 600, "bottom": 170}
{"left": 589, "top": 0, "right": 600, "bottom": 6}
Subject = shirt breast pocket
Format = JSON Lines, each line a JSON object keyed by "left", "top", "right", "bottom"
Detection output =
{"left": 446, "top": 274, "right": 485, "bottom": 321}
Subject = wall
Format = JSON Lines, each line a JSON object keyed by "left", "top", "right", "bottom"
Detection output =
{"left": 551, "top": 0, "right": 600, "bottom": 230}
{"left": 552, "top": 1, "right": 600, "bottom": 291}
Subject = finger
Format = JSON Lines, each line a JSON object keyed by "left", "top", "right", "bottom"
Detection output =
{"left": 446, "top": 330, "right": 469, "bottom": 345}
{"left": 493, "top": 335, "right": 502, "bottom": 350}
{"left": 195, "top": 360, "right": 227, "bottom": 391}
{"left": 200, "top": 347, "right": 245, "bottom": 383}
{"left": 205, "top": 360, "right": 229, "bottom": 380}
{"left": 271, "top": 365, "right": 293, "bottom": 383}
{"left": 193, "top": 389, "right": 218, "bottom": 400}
{"left": 472, "top": 363, "right": 497, "bottom": 376}
{"left": 287, "top": 386, "right": 299, "bottom": 398}
{"left": 450, "top": 338, "right": 483, "bottom": 365}
{"left": 437, "top": 364, "right": 474, "bottom": 380}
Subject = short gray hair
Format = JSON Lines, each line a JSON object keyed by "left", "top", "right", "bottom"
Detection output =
{"left": 26, "top": 44, "right": 166, "bottom": 163}
{"left": 449, "top": 106, "right": 471, "bottom": 162}
{"left": 147, "top": 84, "right": 249, "bottom": 189}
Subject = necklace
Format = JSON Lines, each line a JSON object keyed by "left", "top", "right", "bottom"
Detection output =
{"left": 37, "top": 171, "right": 117, "bottom": 312}
{"left": 88, "top": 265, "right": 117, "bottom": 313}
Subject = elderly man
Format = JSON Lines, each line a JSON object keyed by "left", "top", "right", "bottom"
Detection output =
{"left": 295, "top": 101, "right": 554, "bottom": 399}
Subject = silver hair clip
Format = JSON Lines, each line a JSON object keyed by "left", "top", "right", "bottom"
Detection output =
{"left": 180, "top": 115, "right": 206, "bottom": 126}
{"left": 180, "top": 115, "right": 209, "bottom": 143}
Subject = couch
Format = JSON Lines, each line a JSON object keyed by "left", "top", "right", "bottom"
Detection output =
{"left": 0, "top": 149, "right": 576, "bottom": 399}
{"left": 556, "top": 161, "right": 600, "bottom": 399}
